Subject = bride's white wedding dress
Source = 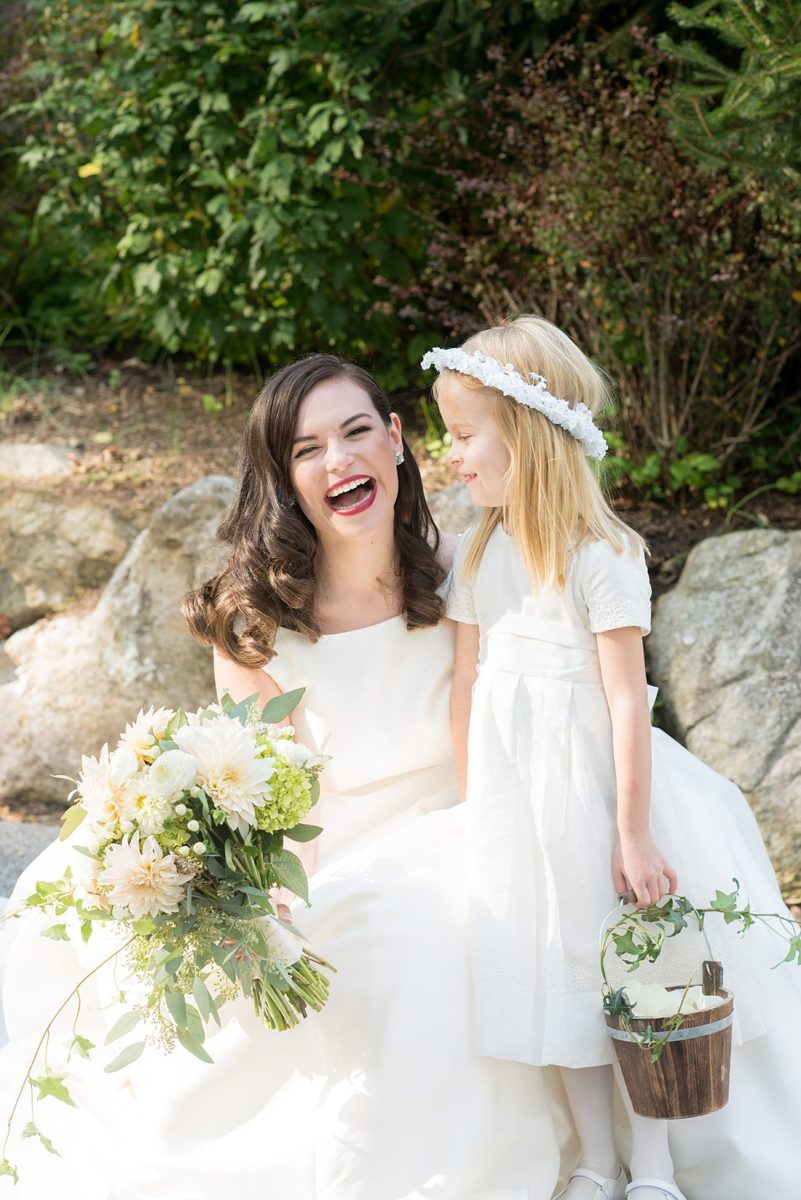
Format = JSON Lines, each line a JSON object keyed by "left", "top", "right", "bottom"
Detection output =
{"left": 0, "top": 617, "right": 571, "bottom": 1199}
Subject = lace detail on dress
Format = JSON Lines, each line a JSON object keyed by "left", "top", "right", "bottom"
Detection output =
{"left": 587, "top": 597, "right": 651, "bottom": 635}
{"left": 446, "top": 571, "right": 478, "bottom": 624}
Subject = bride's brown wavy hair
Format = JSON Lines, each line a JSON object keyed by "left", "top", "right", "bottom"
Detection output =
{"left": 183, "top": 354, "right": 446, "bottom": 666}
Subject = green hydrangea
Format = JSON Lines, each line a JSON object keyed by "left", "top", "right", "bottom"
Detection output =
{"left": 255, "top": 766, "right": 312, "bottom": 832}
{"left": 155, "top": 824, "right": 191, "bottom": 855}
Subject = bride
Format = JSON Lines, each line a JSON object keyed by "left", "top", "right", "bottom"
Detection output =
{"left": 0, "top": 354, "right": 569, "bottom": 1199}
{"left": 4, "top": 349, "right": 799, "bottom": 1199}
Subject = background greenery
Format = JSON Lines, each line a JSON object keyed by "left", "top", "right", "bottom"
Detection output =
{"left": 1, "top": 0, "right": 799, "bottom": 499}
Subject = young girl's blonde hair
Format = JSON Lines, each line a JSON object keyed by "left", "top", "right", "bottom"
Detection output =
{"left": 433, "top": 315, "right": 645, "bottom": 587}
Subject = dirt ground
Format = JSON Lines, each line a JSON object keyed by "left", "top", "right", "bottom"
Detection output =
{"left": 3, "top": 358, "right": 798, "bottom": 585}
{"left": 1, "top": 358, "right": 799, "bottom": 840}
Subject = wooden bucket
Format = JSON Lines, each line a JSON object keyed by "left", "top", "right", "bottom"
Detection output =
{"left": 605, "top": 964, "right": 734, "bottom": 1119}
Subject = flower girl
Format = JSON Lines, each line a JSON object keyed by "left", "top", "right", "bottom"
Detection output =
{"left": 423, "top": 316, "right": 801, "bottom": 1200}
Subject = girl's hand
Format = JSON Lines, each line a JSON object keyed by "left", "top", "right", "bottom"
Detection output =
{"left": 614, "top": 833, "right": 678, "bottom": 909}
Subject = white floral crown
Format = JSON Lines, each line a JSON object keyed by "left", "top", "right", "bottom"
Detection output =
{"left": 420, "top": 346, "right": 608, "bottom": 461}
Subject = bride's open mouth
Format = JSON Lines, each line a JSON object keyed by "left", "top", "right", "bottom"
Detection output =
{"left": 324, "top": 474, "right": 377, "bottom": 515}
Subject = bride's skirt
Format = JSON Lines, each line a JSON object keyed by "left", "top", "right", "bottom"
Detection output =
{"left": 0, "top": 803, "right": 571, "bottom": 1200}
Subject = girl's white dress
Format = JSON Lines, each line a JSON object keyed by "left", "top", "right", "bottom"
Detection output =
{"left": 450, "top": 524, "right": 801, "bottom": 1200}
{"left": 0, "top": 616, "right": 570, "bottom": 1200}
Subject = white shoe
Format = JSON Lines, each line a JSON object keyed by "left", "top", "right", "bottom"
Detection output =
{"left": 626, "top": 1179, "right": 687, "bottom": 1200}
{"left": 555, "top": 1166, "right": 628, "bottom": 1199}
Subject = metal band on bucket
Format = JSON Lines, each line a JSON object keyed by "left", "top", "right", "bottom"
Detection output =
{"left": 608, "top": 1010, "right": 734, "bottom": 1044}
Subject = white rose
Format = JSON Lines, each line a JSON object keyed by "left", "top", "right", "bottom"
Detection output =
{"left": 275, "top": 740, "right": 312, "bottom": 769}
{"left": 110, "top": 745, "right": 140, "bottom": 784}
{"left": 148, "top": 749, "right": 197, "bottom": 799}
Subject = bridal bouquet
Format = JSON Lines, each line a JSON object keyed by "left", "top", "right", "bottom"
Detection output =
{"left": 0, "top": 689, "right": 333, "bottom": 1180}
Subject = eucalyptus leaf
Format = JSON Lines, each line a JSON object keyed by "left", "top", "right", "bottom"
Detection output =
{"left": 165, "top": 986, "right": 187, "bottom": 1028}
{"left": 192, "top": 976, "right": 213, "bottom": 1022}
{"left": 104, "top": 1041, "right": 146, "bottom": 1073}
{"left": 105, "top": 1009, "right": 143, "bottom": 1045}
{"left": 261, "top": 688, "right": 305, "bottom": 724}
{"left": 59, "top": 803, "right": 86, "bottom": 841}
{"left": 176, "top": 1027, "right": 214, "bottom": 1064}
{"left": 284, "top": 823, "right": 323, "bottom": 843}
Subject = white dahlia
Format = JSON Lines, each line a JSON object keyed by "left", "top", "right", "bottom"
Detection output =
{"left": 174, "top": 716, "right": 274, "bottom": 834}
{"left": 119, "top": 706, "right": 176, "bottom": 765}
{"left": 77, "top": 745, "right": 138, "bottom": 842}
{"left": 127, "top": 776, "right": 171, "bottom": 837}
{"left": 100, "top": 832, "right": 187, "bottom": 918}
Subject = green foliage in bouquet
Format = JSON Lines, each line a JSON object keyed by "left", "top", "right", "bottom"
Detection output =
{"left": 0, "top": 689, "right": 334, "bottom": 1179}
{"left": 601, "top": 880, "right": 801, "bottom": 1061}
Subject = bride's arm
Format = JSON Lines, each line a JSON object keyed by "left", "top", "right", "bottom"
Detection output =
{"left": 451, "top": 622, "right": 479, "bottom": 802}
{"left": 213, "top": 647, "right": 284, "bottom": 710}
{"left": 213, "top": 648, "right": 320, "bottom": 916}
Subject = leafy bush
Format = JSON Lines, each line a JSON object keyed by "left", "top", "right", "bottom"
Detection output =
{"left": 4, "top": 0, "right": 634, "bottom": 370}
{"left": 383, "top": 39, "right": 801, "bottom": 484}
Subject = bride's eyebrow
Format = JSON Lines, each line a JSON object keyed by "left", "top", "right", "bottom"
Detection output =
{"left": 292, "top": 412, "right": 374, "bottom": 445}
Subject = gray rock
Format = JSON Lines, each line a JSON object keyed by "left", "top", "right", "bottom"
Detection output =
{"left": 0, "top": 489, "right": 135, "bottom": 630}
{"left": 427, "top": 483, "right": 480, "bottom": 534}
{"left": 0, "top": 443, "right": 75, "bottom": 481}
{"left": 649, "top": 530, "right": 801, "bottom": 892}
{"left": 0, "top": 820, "right": 60, "bottom": 898}
{"left": 0, "top": 476, "right": 236, "bottom": 807}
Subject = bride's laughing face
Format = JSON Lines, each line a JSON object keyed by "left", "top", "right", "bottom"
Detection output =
{"left": 289, "top": 377, "right": 404, "bottom": 540}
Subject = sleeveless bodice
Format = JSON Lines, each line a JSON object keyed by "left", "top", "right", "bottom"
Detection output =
{"left": 264, "top": 617, "right": 458, "bottom": 866}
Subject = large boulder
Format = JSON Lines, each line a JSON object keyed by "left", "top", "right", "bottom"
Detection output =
{"left": 0, "top": 476, "right": 236, "bottom": 807}
{"left": 0, "top": 443, "right": 75, "bottom": 481}
{"left": 648, "top": 530, "right": 801, "bottom": 892}
{"left": 0, "top": 489, "right": 135, "bottom": 630}
{"left": 427, "top": 482, "right": 480, "bottom": 534}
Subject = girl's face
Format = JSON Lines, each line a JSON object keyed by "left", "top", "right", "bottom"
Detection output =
{"left": 289, "top": 377, "right": 403, "bottom": 541}
{"left": 438, "top": 374, "right": 511, "bottom": 508}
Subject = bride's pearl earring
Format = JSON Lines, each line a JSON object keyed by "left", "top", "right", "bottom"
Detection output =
{"left": 394, "top": 450, "right": 405, "bottom": 466}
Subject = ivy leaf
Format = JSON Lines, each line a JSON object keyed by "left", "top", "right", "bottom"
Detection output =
{"left": 70, "top": 1034, "right": 95, "bottom": 1060}
{"left": 0, "top": 1158, "right": 19, "bottom": 1182}
{"left": 31, "top": 1075, "right": 76, "bottom": 1106}
{"left": 41, "top": 923, "right": 70, "bottom": 941}
{"left": 612, "top": 930, "right": 640, "bottom": 959}
{"left": 22, "top": 1122, "right": 61, "bottom": 1155}
{"left": 104, "top": 1041, "right": 146, "bottom": 1073}
{"left": 269, "top": 847, "right": 309, "bottom": 903}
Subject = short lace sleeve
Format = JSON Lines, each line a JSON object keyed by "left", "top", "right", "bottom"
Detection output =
{"left": 578, "top": 538, "right": 651, "bottom": 636}
{"left": 445, "top": 531, "right": 479, "bottom": 625}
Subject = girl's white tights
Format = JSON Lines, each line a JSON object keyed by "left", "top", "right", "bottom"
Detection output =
{"left": 558, "top": 1066, "right": 619, "bottom": 1198}
{"left": 557, "top": 1065, "right": 677, "bottom": 1200}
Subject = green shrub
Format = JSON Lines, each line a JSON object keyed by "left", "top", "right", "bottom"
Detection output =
{"left": 384, "top": 40, "right": 801, "bottom": 485}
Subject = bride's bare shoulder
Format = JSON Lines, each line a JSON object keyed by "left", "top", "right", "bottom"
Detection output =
{"left": 213, "top": 646, "right": 282, "bottom": 704}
